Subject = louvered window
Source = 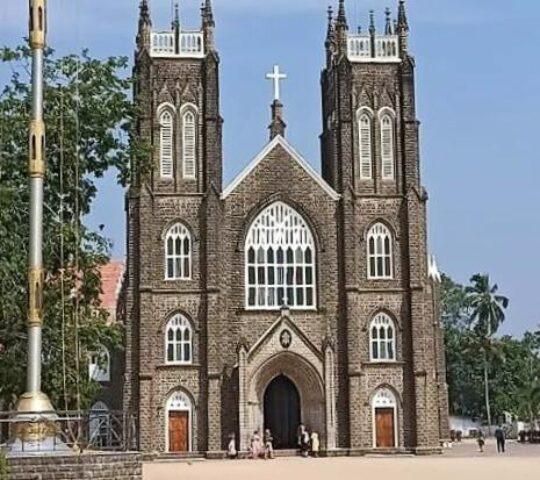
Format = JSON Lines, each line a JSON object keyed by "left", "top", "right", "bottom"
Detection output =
{"left": 367, "top": 223, "right": 393, "bottom": 279}
{"left": 359, "top": 114, "right": 373, "bottom": 179}
{"left": 381, "top": 114, "right": 395, "bottom": 180}
{"left": 160, "top": 110, "right": 174, "bottom": 179}
{"left": 182, "top": 111, "right": 196, "bottom": 179}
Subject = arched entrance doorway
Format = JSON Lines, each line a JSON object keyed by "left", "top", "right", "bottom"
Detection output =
{"left": 264, "top": 375, "right": 300, "bottom": 449}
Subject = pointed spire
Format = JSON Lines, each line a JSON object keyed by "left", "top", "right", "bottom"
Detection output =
{"left": 397, "top": 0, "right": 409, "bottom": 32}
{"left": 137, "top": 0, "right": 152, "bottom": 52}
{"left": 172, "top": 1, "right": 180, "bottom": 31}
{"left": 369, "top": 10, "right": 376, "bottom": 36}
{"left": 139, "top": 0, "right": 151, "bottom": 26}
{"left": 269, "top": 100, "right": 287, "bottom": 140}
{"left": 336, "top": 0, "right": 348, "bottom": 29}
{"left": 385, "top": 7, "right": 393, "bottom": 35}
{"left": 202, "top": 0, "right": 215, "bottom": 28}
{"left": 397, "top": 0, "right": 409, "bottom": 55}
{"left": 202, "top": 0, "right": 216, "bottom": 52}
{"left": 326, "top": 5, "right": 334, "bottom": 38}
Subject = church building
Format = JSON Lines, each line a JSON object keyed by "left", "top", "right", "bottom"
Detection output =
{"left": 123, "top": 0, "right": 449, "bottom": 455}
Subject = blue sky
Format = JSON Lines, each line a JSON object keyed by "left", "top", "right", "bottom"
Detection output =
{"left": 2, "top": 0, "right": 539, "bottom": 336}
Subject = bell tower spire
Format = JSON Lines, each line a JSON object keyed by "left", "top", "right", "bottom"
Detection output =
{"left": 202, "top": 0, "right": 216, "bottom": 52}
{"left": 397, "top": 0, "right": 410, "bottom": 54}
{"left": 137, "top": 0, "right": 152, "bottom": 52}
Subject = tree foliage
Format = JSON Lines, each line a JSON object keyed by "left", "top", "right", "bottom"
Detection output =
{"left": 0, "top": 45, "right": 136, "bottom": 410}
{"left": 441, "top": 274, "right": 540, "bottom": 424}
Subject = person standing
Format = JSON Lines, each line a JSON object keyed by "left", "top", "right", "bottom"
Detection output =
{"left": 310, "top": 431, "right": 320, "bottom": 457}
{"left": 250, "top": 430, "right": 263, "bottom": 459}
{"left": 264, "top": 429, "right": 275, "bottom": 459}
{"left": 300, "top": 427, "right": 310, "bottom": 458}
{"left": 477, "top": 431, "right": 485, "bottom": 453}
{"left": 227, "top": 433, "right": 238, "bottom": 459}
{"left": 495, "top": 426, "right": 506, "bottom": 453}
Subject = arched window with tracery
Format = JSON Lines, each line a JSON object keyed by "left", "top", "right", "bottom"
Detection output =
{"left": 165, "top": 223, "right": 191, "bottom": 280}
{"left": 370, "top": 313, "right": 396, "bottom": 361}
{"left": 358, "top": 111, "right": 373, "bottom": 179}
{"left": 159, "top": 109, "right": 174, "bottom": 179}
{"left": 380, "top": 112, "right": 395, "bottom": 180}
{"left": 165, "top": 314, "right": 193, "bottom": 364}
{"left": 245, "top": 202, "right": 316, "bottom": 310}
{"left": 182, "top": 110, "right": 197, "bottom": 179}
{"left": 367, "top": 223, "right": 393, "bottom": 279}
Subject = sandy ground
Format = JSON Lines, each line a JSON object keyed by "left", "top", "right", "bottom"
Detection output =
{"left": 144, "top": 442, "right": 540, "bottom": 480}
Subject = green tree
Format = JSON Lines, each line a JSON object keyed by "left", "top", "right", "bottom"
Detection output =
{"left": 0, "top": 45, "right": 140, "bottom": 410}
{"left": 465, "top": 274, "right": 509, "bottom": 431}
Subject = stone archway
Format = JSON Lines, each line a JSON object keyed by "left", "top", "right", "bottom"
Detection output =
{"left": 245, "top": 352, "right": 325, "bottom": 449}
{"left": 264, "top": 375, "right": 301, "bottom": 449}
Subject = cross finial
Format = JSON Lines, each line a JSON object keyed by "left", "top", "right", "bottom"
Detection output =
{"left": 266, "top": 65, "right": 287, "bottom": 102}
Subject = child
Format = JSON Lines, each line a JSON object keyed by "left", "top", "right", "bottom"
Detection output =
{"left": 310, "top": 431, "right": 320, "bottom": 457}
{"left": 264, "top": 429, "right": 275, "bottom": 459}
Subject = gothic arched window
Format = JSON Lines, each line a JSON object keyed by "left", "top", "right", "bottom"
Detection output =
{"left": 245, "top": 202, "right": 316, "bottom": 310}
{"left": 370, "top": 313, "right": 396, "bottom": 361}
{"left": 182, "top": 110, "right": 197, "bottom": 179}
{"left": 159, "top": 109, "right": 174, "bottom": 179}
{"left": 165, "top": 223, "right": 192, "bottom": 280}
{"left": 165, "top": 314, "right": 193, "bottom": 364}
{"left": 367, "top": 223, "right": 393, "bottom": 279}
{"left": 380, "top": 113, "right": 395, "bottom": 180}
{"left": 358, "top": 111, "right": 373, "bottom": 179}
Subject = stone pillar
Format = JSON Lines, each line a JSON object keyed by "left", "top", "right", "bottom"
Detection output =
{"left": 207, "top": 374, "right": 222, "bottom": 452}
{"left": 238, "top": 346, "right": 248, "bottom": 451}
{"left": 324, "top": 346, "right": 337, "bottom": 450}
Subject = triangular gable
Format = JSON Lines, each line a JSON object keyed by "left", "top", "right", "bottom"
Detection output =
{"left": 247, "top": 313, "right": 323, "bottom": 362}
{"left": 222, "top": 135, "right": 340, "bottom": 201}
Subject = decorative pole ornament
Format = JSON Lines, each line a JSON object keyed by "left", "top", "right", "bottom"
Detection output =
{"left": 11, "top": 0, "right": 57, "bottom": 450}
{"left": 266, "top": 64, "right": 287, "bottom": 102}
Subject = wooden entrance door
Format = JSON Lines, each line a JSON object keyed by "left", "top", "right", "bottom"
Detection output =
{"left": 169, "top": 411, "right": 189, "bottom": 452}
{"left": 375, "top": 408, "right": 395, "bottom": 448}
{"left": 264, "top": 375, "right": 301, "bottom": 449}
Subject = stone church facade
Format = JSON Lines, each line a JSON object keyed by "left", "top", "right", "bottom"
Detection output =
{"left": 123, "top": 0, "right": 449, "bottom": 455}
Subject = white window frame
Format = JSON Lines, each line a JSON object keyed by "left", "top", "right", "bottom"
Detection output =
{"left": 165, "top": 390, "right": 192, "bottom": 452}
{"left": 159, "top": 105, "right": 175, "bottom": 179}
{"left": 371, "top": 388, "right": 399, "bottom": 448}
{"left": 245, "top": 201, "right": 317, "bottom": 311}
{"left": 88, "top": 347, "right": 110, "bottom": 383}
{"left": 89, "top": 401, "right": 111, "bottom": 447}
{"left": 369, "top": 313, "right": 397, "bottom": 362}
{"left": 358, "top": 107, "right": 374, "bottom": 180}
{"left": 367, "top": 222, "right": 394, "bottom": 280}
{"left": 181, "top": 104, "right": 198, "bottom": 180}
{"left": 165, "top": 314, "right": 193, "bottom": 365}
{"left": 379, "top": 108, "right": 396, "bottom": 180}
{"left": 164, "top": 223, "right": 192, "bottom": 280}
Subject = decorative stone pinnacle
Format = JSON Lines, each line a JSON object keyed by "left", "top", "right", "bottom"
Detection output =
{"left": 369, "top": 10, "right": 376, "bottom": 35}
{"left": 385, "top": 7, "right": 393, "bottom": 35}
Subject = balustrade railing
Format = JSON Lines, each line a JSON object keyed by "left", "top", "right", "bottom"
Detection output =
{"left": 0, "top": 409, "right": 138, "bottom": 453}
{"left": 347, "top": 35, "right": 400, "bottom": 62}
{"left": 151, "top": 31, "right": 205, "bottom": 58}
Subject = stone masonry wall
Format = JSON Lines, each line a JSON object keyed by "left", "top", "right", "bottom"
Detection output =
{"left": 7, "top": 453, "right": 142, "bottom": 480}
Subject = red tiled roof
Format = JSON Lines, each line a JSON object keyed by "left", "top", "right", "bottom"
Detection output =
{"left": 98, "top": 260, "right": 124, "bottom": 313}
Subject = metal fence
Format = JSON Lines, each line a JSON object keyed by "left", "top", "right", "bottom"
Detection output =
{"left": 0, "top": 409, "right": 137, "bottom": 453}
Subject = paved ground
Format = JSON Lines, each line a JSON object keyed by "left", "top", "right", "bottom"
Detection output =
{"left": 144, "top": 442, "right": 540, "bottom": 480}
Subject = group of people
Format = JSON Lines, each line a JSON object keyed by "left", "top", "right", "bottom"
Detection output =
{"left": 476, "top": 426, "right": 507, "bottom": 453}
{"left": 297, "top": 424, "right": 320, "bottom": 458}
{"left": 226, "top": 424, "right": 321, "bottom": 459}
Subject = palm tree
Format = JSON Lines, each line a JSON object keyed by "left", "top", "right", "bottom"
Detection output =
{"left": 466, "top": 274, "right": 509, "bottom": 434}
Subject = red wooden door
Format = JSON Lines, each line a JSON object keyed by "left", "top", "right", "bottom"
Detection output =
{"left": 169, "top": 412, "right": 189, "bottom": 452}
{"left": 375, "top": 408, "right": 395, "bottom": 448}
